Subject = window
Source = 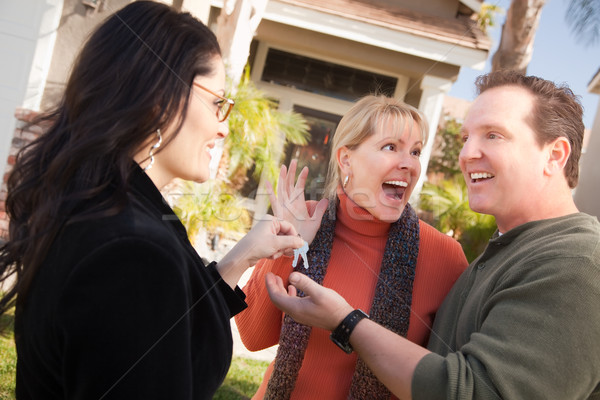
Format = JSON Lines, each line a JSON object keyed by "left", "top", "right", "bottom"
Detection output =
{"left": 261, "top": 48, "right": 397, "bottom": 101}
{"left": 282, "top": 106, "right": 342, "bottom": 200}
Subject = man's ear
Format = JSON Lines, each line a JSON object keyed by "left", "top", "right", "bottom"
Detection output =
{"left": 336, "top": 146, "right": 352, "bottom": 176}
{"left": 545, "top": 137, "right": 571, "bottom": 176}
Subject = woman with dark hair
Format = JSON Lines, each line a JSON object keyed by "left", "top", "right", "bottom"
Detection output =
{"left": 0, "top": 2, "right": 302, "bottom": 399}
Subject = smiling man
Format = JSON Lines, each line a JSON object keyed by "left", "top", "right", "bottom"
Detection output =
{"left": 265, "top": 71, "right": 600, "bottom": 400}
{"left": 459, "top": 77, "right": 581, "bottom": 233}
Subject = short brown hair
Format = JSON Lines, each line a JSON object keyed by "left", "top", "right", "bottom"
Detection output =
{"left": 475, "top": 70, "right": 584, "bottom": 188}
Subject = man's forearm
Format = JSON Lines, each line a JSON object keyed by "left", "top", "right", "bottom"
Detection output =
{"left": 350, "top": 319, "right": 431, "bottom": 400}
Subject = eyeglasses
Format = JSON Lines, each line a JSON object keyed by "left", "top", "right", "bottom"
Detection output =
{"left": 193, "top": 82, "right": 235, "bottom": 122}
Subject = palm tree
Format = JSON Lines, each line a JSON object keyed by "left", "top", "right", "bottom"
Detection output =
{"left": 419, "top": 178, "right": 496, "bottom": 262}
{"left": 171, "top": 179, "right": 252, "bottom": 243}
{"left": 420, "top": 178, "right": 474, "bottom": 240}
{"left": 565, "top": 0, "right": 600, "bottom": 46}
{"left": 492, "top": 0, "right": 600, "bottom": 73}
{"left": 223, "top": 69, "right": 309, "bottom": 190}
{"left": 491, "top": 0, "right": 547, "bottom": 74}
{"left": 170, "top": 69, "right": 310, "bottom": 247}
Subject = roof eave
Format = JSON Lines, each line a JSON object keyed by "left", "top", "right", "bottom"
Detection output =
{"left": 460, "top": 0, "right": 483, "bottom": 14}
{"left": 588, "top": 67, "right": 600, "bottom": 94}
{"left": 210, "top": 0, "right": 490, "bottom": 69}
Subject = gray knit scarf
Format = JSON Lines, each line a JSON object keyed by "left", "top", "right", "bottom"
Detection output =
{"left": 264, "top": 199, "right": 420, "bottom": 400}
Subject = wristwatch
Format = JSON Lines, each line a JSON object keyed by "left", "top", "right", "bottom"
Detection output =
{"left": 330, "top": 309, "right": 369, "bottom": 354}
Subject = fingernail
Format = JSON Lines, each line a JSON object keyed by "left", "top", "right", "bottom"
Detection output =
{"left": 289, "top": 273, "right": 298, "bottom": 284}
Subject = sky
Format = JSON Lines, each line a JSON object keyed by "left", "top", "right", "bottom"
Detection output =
{"left": 448, "top": 0, "right": 600, "bottom": 129}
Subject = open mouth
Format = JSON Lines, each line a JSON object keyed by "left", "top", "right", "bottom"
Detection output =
{"left": 470, "top": 172, "right": 494, "bottom": 183}
{"left": 382, "top": 180, "right": 408, "bottom": 200}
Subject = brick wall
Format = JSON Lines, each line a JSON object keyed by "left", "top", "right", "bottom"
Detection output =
{"left": 0, "top": 109, "right": 43, "bottom": 241}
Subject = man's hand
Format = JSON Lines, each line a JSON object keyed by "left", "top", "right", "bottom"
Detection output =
{"left": 265, "top": 271, "right": 353, "bottom": 331}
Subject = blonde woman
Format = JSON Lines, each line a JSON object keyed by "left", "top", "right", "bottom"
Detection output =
{"left": 236, "top": 95, "right": 468, "bottom": 400}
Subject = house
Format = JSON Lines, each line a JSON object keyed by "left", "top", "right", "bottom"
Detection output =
{"left": 0, "top": 0, "right": 491, "bottom": 237}
{"left": 208, "top": 0, "right": 491, "bottom": 216}
{"left": 574, "top": 68, "right": 600, "bottom": 220}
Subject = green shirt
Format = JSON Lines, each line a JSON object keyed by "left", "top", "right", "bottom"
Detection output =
{"left": 413, "top": 213, "right": 600, "bottom": 400}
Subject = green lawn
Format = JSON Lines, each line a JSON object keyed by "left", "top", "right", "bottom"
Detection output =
{"left": 214, "top": 357, "right": 268, "bottom": 399}
{"left": 0, "top": 310, "right": 15, "bottom": 400}
{"left": 0, "top": 310, "right": 265, "bottom": 400}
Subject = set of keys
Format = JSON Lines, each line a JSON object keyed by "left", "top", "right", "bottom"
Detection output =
{"left": 292, "top": 240, "right": 310, "bottom": 270}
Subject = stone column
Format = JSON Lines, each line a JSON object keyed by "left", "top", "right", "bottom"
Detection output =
{"left": 413, "top": 75, "right": 452, "bottom": 206}
{"left": 179, "top": 0, "right": 211, "bottom": 24}
{"left": 0, "top": 0, "right": 63, "bottom": 187}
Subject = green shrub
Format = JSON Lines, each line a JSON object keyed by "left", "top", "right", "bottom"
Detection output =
{"left": 420, "top": 177, "right": 496, "bottom": 263}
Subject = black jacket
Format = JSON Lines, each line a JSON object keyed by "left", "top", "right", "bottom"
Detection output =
{"left": 15, "top": 166, "right": 247, "bottom": 399}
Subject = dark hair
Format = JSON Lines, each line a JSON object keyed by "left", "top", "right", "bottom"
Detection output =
{"left": 0, "top": 1, "right": 221, "bottom": 316}
{"left": 475, "top": 70, "right": 584, "bottom": 188}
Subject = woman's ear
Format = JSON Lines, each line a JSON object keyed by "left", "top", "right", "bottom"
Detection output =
{"left": 545, "top": 137, "right": 571, "bottom": 176}
{"left": 336, "top": 146, "right": 352, "bottom": 176}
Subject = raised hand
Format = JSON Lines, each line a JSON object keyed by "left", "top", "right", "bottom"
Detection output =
{"left": 266, "top": 159, "right": 328, "bottom": 244}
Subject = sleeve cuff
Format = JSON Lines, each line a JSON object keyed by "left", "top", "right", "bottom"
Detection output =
{"left": 206, "top": 261, "right": 248, "bottom": 317}
{"left": 412, "top": 352, "right": 448, "bottom": 400}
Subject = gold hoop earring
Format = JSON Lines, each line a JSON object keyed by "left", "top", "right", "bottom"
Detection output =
{"left": 143, "top": 129, "right": 162, "bottom": 172}
{"left": 343, "top": 175, "right": 349, "bottom": 188}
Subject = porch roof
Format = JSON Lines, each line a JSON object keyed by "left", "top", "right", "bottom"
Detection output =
{"left": 280, "top": 0, "right": 491, "bottom": 51}
{"left": 211, "top": 0, "right": 491, "bottom": 69}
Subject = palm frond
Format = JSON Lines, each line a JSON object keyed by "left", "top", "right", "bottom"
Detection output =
{"left": 171, "top": 67, "right": 310, "bottom": 244}
{"left": 419, "top": 178, "right": 496, "bottom": 261}
{"left": 566, "top": 0, "right": 600, "bottom": 46}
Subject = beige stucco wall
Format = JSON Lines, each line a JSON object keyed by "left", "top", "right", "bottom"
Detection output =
{"left": 256, "top": 20, "right": 459, "bottom": 80}
{"left": 41, "top": 0, "right": 133, "bottom": 110}
{"left": 255, "top": 19, "right": 460, "bottom": 107}
{"left": 0, "top": 0, "right": 63, "bottom": 187}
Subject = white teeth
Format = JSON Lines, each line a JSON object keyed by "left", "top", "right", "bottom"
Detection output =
{"left": 384, "top": 180, "right": 408, "bottom": 187}
{"left": 470, "top": 172, "right": 494, "bottom": 180}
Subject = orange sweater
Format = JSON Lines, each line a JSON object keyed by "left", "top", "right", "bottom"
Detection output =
{"left": 235, "top": 196, "right": 467, "bottom": 400}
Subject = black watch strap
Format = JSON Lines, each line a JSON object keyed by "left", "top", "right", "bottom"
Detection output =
{"left": 330, "top": 309, "right": 369, "bottom": 354}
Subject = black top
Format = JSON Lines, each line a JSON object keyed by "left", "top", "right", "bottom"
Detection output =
{"left": 15, "top": 166, "right": 247, "bottom": 399}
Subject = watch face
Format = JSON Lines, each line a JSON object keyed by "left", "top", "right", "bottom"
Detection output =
{"left": 329, "top": 309, "right": 368, "bottom": 354}
{"left": 330, "top": 333, "right": 353, "bottom": 354}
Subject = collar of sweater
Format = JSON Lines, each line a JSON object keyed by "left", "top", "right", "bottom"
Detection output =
{"left": 337, "top": 188, "right": 392, "bottom": 239}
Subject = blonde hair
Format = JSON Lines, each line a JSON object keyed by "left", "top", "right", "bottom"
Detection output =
{"left": 323, "top": 95, "right": 429, "bottom": 200}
